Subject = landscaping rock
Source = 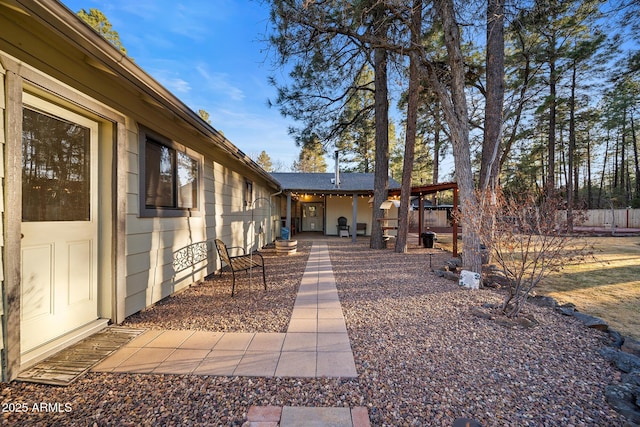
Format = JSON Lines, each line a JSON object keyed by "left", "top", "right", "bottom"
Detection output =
{"left": 529, "top": 295, "right": 557, "bottom": 308}
{"left": 623, "top": 370, "right": 640, "bottom": 387}
{"left": 606, "top": 329, "right": 624, "bottom": 348}
{"left": 442, "top": 270, "right": 459, "bottom": 282}
{"left": 605, "top": 383, "right": 640, "bottom": 425}
{"left": 470, "top": 307, "right": 493, "bottom": 320}
{"left": 556, "top": 305, "right": 576, "bottom": 316}
{"left": 447, "top": 257, "right": 462, "bottom": 267}
{"left": 571, "top": 311, "right": 609, "bottom": 331}
{"left": 516, "top": 314, "right": 539, "bottom": 329}
{"left": 623, "top": 337, "right": 640, "bottom": 358}
{"left": 600, "top": 347, "right": 640, "bottom": 373}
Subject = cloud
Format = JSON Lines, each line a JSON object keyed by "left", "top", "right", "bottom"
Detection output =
{"left": 149, "top": 68, "right": 192, "bottom": 94}
{"left": 196, "top": 65, "right": 245, "bottom": 101}
{"left": 163, "top": 78, "right": 192, "bottom": 94}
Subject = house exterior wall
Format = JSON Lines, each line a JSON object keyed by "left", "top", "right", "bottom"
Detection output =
{"left": 325, "top": 195, "right": 372, "bottom": 236}
{"left": 0, "top": 2, "right": 279, "bottom": 380}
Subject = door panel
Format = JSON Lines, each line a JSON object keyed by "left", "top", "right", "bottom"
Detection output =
{"left": 67, "top": 240, "right": 93, "bottom": 305}
{"left": 20, "top": 93, "right": 99, "bottom": 354}
{"left": 21, "top": 244, "right": 54, "bottom": 321}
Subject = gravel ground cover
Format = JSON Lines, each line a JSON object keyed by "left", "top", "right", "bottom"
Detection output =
{"left": 0, "top": 239, "right": 626, "bottom": 426}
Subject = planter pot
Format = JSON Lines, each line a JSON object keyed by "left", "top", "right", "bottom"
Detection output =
{"left": 275, "top": 239, "right": 297, "bottom": 255}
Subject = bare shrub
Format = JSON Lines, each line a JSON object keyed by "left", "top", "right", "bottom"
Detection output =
{"left": 475, "top": 189, "right": 593, "bottom": 318}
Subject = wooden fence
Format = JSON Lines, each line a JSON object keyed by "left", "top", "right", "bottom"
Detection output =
{"left": 409, "top": 209, "right": 640, "bottom": 229}
{"left": 563, "top": 209, "right": 640, "bottom": 228}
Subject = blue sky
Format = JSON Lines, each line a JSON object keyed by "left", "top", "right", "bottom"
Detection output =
{"left": 61, "top": 0, "right": 301, "bottom": 168}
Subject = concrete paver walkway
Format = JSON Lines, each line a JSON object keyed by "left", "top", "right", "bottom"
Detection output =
{"left": 93, "top": 243, "right": 357, "bottom": 378}
{"left": 243, "top": 405, "right": 371, "bottom": 427}
{"left": 93, "top": 242, "right": 368, "bottom": 426}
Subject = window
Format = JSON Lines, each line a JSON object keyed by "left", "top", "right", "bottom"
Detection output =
{"left": 245, "top": 179, "right": 253, "bottom": 207}
{"left": 140, "top": 128, "right": 200, "bottom": 216}
{"left": 22, "top": 107, "right": 92, "bottom": 222}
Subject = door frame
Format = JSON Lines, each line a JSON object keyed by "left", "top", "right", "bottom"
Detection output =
{"left": 2, "top": 56, "right": 126, "bottom": 380}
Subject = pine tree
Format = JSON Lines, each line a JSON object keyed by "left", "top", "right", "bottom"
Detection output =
{"left": 77, "top": 8, "right": 127, "bottom": 55}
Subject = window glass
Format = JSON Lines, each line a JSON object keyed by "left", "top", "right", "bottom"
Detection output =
{"left": 177, "top": 152, "right": 198, "bottom": 208}
{"left": 143, "top": 134, "right": 199, "bottom": 213}
{"left": 22, "top": 108, "right": 90, "bottom": 221}
{"left": 145, "top": 140, "right": 175, "bottom": 208}
{"left": 245, "top": 179, "right": 253, "bottom": 207}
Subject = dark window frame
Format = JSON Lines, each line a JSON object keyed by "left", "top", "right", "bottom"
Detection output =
{"left": 139, "top": 127, "right": 203, "bottom": 218}
{"left": 245, "top": 179, "right": 253, "bottom": 208}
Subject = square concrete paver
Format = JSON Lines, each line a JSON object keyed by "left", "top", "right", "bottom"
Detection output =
{"left": 317, "top": 301, "right": 342, "bottom": 310}
{"left": 124, "top": 330, "right": 163, "bottom": 348}
{"left": 317, "top": 308, "right": 344, "bottom": 319}
{"left": 287, "top": 318, "right": 317, "bottom": 333}
{"left": 247, "top": 333, "right": 286, "bottom": 352}
{"left": 146, "top": 330, "right": 193, "bottom": 348}
{"left": 317, "top": 333, "right": 352, "bottom": 352}
{"left": 178, "top": 331, "right": 224, "bottom": 350}
{"left": 193, "top": 350, "right": 244, "bottom": 375}
{"left": 154, "top": 348, "right": 210, "bottom": 374}
{"left": 92, "top": 346, "right": 140, "bottom": 372}
{"left": 275, "top": 352, "right": 316, "bottom": 377}
{"left": 213, "top": 333, "right": 255, "bottom": 351}
{"left": 291, "top": 308, "right": 317, "bottom": 319}
{"left": 316, "top": 351, "right": 357, "bottom": 377}
{"left": 317, "top": 318, "right": 348, "bottom": 334}
{"left": 351, "top": 407, "right": 372, "bottom": 427}
{"left": 282, "top": 333, "right": 316, "bottom": 352}
{"left": 280, "top": 406, "right": 352, "bottom": 427}
{"left": 112, "top": 347, "right": 174, "bottom": 373}
{"left": 234, "top": 351, "right": 281, "bottom": 376}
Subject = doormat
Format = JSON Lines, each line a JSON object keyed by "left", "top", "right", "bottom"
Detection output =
{"left": 16, "top": 327, "right": 146, "bottom": 386}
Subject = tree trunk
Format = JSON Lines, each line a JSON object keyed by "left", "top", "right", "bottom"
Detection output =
{"left": 395, "top": 0, "right": 422, "bottom": 253}
{"left": 547, "top": 52, "right": 557, "bottom": 195}
{"left": 567, "top": 61, "right": 576, "bottom": 232}
{"left": 632, "top": 114, "right": 640, "bottom": 198}
{"left": 433, "top": 0, "right": 482, "bottom": 273}
{"left": 432, "top": 101, "right": 441, "bottom": 205}
{"left": 479, "top": 0, "right": 505, "bottom": 192}
{"left": 587, "top": 131, "right": 592, "bottom": 209}
{"left": 370, "top": 12, "right": 390, "bottom": 250}
{"left": 598, "top": 130, "right": 610, "bottom": 208}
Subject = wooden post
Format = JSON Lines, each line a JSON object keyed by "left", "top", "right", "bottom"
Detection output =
{"left": 418, "top": 193, "right": 423, "bottom": 245}
{"left": 351, "top": 193, "right": 358, "bottom": 243}
{"left": 453, "top": 187, "right": 459, "bottom": 257}
{"left": 286, "top": 192, "right": 292, "bottom": 235}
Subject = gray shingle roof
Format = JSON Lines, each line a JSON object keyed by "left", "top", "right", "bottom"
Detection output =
{"left": 270, "top": 172, "right": 401, "bottom": 193}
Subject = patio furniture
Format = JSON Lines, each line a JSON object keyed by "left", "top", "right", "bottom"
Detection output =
{"left": 214, "top": 239, "right": 266, "bottom": 297}
{"left": 337, "top": 216, "right": 350, "bottom": 237}
{"left": 172, "top": 241, "right": 210, "bottom": 280}
{"left": 356, "top": 222, "right": 367, "bottom": 236}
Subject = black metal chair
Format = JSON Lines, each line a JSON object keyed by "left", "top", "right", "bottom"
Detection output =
{"left": 337, "top": 216, "right": 350, "bottom": 237}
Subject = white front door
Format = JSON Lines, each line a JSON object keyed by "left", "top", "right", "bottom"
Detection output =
{"left": 302, "top": 203, "right": 324, "bottom": 232}
{"left": 20, "top": 93, "right": 99, "bottom": 354}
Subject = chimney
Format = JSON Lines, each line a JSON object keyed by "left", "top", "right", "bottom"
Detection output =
{"left": 334, "top": 150, "right": 340, "bottom": 189}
